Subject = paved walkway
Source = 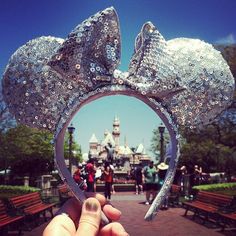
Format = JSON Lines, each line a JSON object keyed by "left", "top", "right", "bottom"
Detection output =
{"left": 8, "top": 192, "right": 236, "bottom": 236}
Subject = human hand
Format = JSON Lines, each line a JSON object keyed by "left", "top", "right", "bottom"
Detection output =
{"left": 43, "top": 193, "right": 129, "bottom": 236}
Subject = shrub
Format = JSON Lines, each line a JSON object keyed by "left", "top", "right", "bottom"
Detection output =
{"left": 193, "top": 182, "right": 236, "bottom": 192}
{"left": 0, "top": 185, "right": 40, "bottom": 199}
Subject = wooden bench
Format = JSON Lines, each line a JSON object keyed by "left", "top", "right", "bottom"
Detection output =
{"left": 182, "top": 191, "right": 233, "bottom": 224}
{"left": 58, "top": 184, "right": 72, "bottom": 205}
{"left": 218, "top": 211, "right": 236, "bottom": 230}
{"left": 9, "top": 192, "right": 56, "bottom": 225}
{"left": 169, "top": 184, "right": 181, "bottom": 207}
{"left": 0, "top": 199, "right": 24, "bottom": 235}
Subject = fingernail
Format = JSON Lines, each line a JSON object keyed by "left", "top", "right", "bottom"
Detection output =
{"left": 85, "top": 199, "right": 99, "bottom": 212}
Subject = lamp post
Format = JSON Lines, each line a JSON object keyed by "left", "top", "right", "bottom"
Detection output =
{"left": 67, "top": 123, "right": 75, "bottom": 173}
{"left": 158, "top": 123, "right": 165, "bottom": 163}
{"left": 155, "top": 150, "right": 160, "bottom": 162}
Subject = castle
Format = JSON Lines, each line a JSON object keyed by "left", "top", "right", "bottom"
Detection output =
{"left": 88, "top": 117, "right": 150, "bottom": 169}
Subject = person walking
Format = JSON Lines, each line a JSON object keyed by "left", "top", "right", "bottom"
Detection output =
{"left": 85, "top": 159, "right": 96, "bottom": 192}
{"left": 157, "top": 162, "right": 169, "bottom": 209}
{"left": 194, "top": 165, "right": 202, "bottom": 185}
{"left": 134, "top": 163, "right": 143, "bottom": 194}
{"left": 143, "top": 161, "right": 158, "bottom": 205}
{"left": 103, "top": 162, "right": 113, "bottom": 200}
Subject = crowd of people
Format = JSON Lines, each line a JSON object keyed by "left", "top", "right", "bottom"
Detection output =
{"left": 72, "top": 159, "right": 171, "bottom": 209}
{"left": 72, "top": 158, "right": 115, "bottom": 201}
{"left": 44, "top": 159, "right": 208, "bottom": 235}
{"left": 133, "top": 161, "right": 169, "bottom": 209}
{"left": 72, "top": 155, "right": 208, "bottom": 210}
{"left": 173, "top": 163, "right": 204, "bottom": 197}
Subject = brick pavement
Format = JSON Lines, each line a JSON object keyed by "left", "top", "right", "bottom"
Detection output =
{"left": 7, "top": 192, "right": 236, "bottom": 236}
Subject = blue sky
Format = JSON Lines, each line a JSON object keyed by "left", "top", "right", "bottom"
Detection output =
{"left": 0, "top": 0, "right": 236, "bottom": 156}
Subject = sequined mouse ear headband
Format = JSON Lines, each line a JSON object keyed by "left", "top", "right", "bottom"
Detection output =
{"left": 2, "top": 7, "right": 235, "bottom": 221}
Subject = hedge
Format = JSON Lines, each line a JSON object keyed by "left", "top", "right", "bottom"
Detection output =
{"left": 193, "top": 182, "right": 236, "bottom": 192}
{"left": 0, "top": 185, "right": 40, "bottom": 198}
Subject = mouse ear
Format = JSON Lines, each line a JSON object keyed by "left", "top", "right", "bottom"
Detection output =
{"left": 48, "top": 7, "right": 121, "bottom": 90}
{"left": 2, "top": 36, "right": 65, "bottom": 131}
{"left": 164, "top": 38, "right": 235, "bottom": 127}
{"left": 2, "top": 7, "right": 121, "bottom": 132}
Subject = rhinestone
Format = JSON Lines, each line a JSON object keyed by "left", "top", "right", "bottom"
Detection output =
{"left": 75, "top": 64, "right": 80, "bottom": 69}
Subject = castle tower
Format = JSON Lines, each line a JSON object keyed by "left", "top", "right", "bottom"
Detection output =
{"left": 112, "top": 116, "right": 120, "bottom": 151}
{"left": 89, "top": 133, "right": 98, "bottom": 158}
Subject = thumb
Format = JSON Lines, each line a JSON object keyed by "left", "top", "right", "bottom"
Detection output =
{"left": 76, "top": 198, "right": 101, "bottom": 236}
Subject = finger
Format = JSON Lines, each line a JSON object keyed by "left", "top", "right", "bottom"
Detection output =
{"left": 76, "top": 198, "right": 101, "bottom": 236}
{"left": 99, "top": 222, "right": 129, "bottom": 236}
{"left": 56, "top": 197, "right": 82, "bottom": 223}
{"left": 85, "top": 193, "right": 121, "bottom": 221}
{"left": 56, "top": 193, "right": 105, "bottom": 224}
{"left": 103, "top": 205, "right": 121, "bottom": 221}
{"left": 43, "top": 214, "right": 76, "bottom": 236}
{"left": 85, "top": 192, "right": 106, "bottom": 206}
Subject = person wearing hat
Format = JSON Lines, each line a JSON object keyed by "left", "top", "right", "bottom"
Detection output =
{"left": 143, "top": 161, "right": 159, "bottom": 205}
{"left": 157, "top": 162, "right": 169, "bottom": 209}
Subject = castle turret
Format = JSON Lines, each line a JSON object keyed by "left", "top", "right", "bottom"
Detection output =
{"left": 89, "top": 134, "right": 98, "bottom": 158}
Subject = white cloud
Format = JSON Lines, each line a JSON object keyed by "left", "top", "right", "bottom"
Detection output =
{"left": 215, "top": 34, "right": 236, "bottom": 45}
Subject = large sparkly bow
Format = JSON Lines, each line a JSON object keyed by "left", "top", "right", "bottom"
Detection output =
{"left": 2, "top": 7, "right": 235, "bottom": 131}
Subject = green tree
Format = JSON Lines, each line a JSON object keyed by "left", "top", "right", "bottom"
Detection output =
{"left": 179, "top": 105, "right": 236, "bottom": 175}
{"left": 2, "top": 125, "right": 54, "bottom": 183}
{"left": 0, "top": 124, "right": 83, "bottom": 185}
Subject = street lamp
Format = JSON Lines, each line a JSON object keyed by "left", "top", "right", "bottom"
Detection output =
{"left": 67, "top": 123, "right": 75, "bottom": 173}
{"left": 158, "top": 123, "right": 165, "bottom": 163}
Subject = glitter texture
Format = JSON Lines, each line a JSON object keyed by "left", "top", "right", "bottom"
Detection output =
{"left": 2, "top": 8, "right": 234, "bottom": 131}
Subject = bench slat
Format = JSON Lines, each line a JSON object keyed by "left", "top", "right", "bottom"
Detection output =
{"left": 9, "top": 192, "right": 56, "bottom": 217}
{"left": 0, "top": 199, "right": 24, "bottom": 230}
{"left": 183, "top": 191, "right": 234, "bottom": 224}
